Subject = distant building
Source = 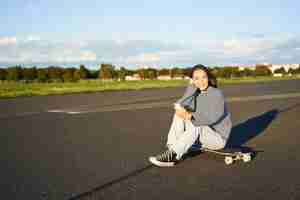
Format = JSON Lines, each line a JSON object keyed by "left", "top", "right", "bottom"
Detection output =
{"left": 172, "top": 76, "right": 184, "bottom": 80}
{"left": 125, "top": 74, "right": 141, "bottom": 81}
{"left": 157, "top": 75, "right": 172, "bottom": 80}
{"left": 238, "top": 66, "right": 256, "bottom": 71}
{"left": 273, "top": 73, "right": 283, "bottom": 77}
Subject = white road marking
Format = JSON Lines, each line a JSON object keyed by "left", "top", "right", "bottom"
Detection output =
{"left": 47, "top": 110, "right": 65, "bottom": 113}
{"left": 67, "top": 111, "right": 82, "bottom": 114}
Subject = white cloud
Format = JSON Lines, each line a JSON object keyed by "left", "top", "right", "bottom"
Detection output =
{"left": 121, "top": 50, "right": 196, "bottom": 66}
{"left": 0, "top": 37, "right": 17, "bottom": 45}
{"left": 221, "top": 38, "right": 274, "bottom": 57}
{"left": 47, "top": 50, "right": 97, "bottom": 63}
{"left": 1, "top": 34, "right": 300, "bottom": 67}
{"left": 279, "top": 55, "right": 293, "bottom": 60}
{"left": 80, "top": 51, "right": 97, "bottom": 61}
{"left": 125, "top": 53, "right": 161, "bottom": 63}
{"left": 25, "top": 36, "right": 41, "bottom": 42}
{"left": 223, "top": 39, "right": 242, "bottom": 49}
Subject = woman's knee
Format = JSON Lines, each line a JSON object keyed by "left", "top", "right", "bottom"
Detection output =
{"left": 215, "top": 139, "right": 226, "bottom": 150}
{"left": 173, "top": 112, "right": 181, "bottom": 120}
{"left": 202, "top": 138, "right": 226, "bottom": 150}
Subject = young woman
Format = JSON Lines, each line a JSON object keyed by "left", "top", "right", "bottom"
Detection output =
{"left": 149, "top": 64, "right": 232, "bottom": 167}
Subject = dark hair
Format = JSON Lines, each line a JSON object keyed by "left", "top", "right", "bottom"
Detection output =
{"left": 190, "top": 64, "right": 218, "bottom": 88}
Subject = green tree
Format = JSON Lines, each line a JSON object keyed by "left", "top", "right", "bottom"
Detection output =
{"left": 48, "top": 66, "right": 63, "bottom": 82}
{"left": 295, "top": 66, "right": 300, "bottom": 74}
{"left": 7, "top": 66, "right": 23, "bottom": 81}
{"left": 288, "top": 66, "right": 300, "bottom": 74}
{"left": 147, "top": 68, "right": 158, "bottom": 80}
{"left": 0, "top": 68, "right": 8, "bottom": 80}
{"left": 117, "top": 67, "right": 129, "bottom": 81}
{"left": 274, "top": 67, "right": 286, "bottom": 74}
{"left": 216, "top": 67, "right": 233, "bottom": 78}
{"left": 22, "top": 67, "right": 37, "bottom": 81}
{"left": 62, "top": 68, "right": 76, "bottom": 82}
{"left": 37, "top": 69, "right": 49, "bottom": 82}
{"left": 158, "top": 68, "right": 170, "bottom": 76}
{"left": 73, "top": 70, "right": 81, "bottom": 81}
{"left": 89, "top": 70, "right": 99, "bottom": 79}
{"left": 230, "top": 67, "right": 242, "bottom": 77}
{"left": 210, "top": 67, "right": 219, "bottom": 78}
{"left": 112, "top": 69, "right": 119, "bottom": 80}
{"left": 255, "top": 64, "right": 272, "bottom": 76}
{"left": 137, "top": 68, "right": 149, "bottom": 80}
{"left": 79, "top": 65, "right": 89, "bottom": 79}
{"left": 242, "top": 68, "right": 255, "bottom": 77}
{"left": 73, "top": 65, "right": 90, "bottom": 81}
{"left": 170, "top": 68, "right": 184, "bottom": 78}
{"left": 99, "top": 63, "right": 115, "bottom": 80}
{"left": 183, "top": 67, "right": 193, "bottom": 78}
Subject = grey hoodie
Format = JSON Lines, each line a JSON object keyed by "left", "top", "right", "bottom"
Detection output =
{"left": 176, "top": 84, "right": 232, "bottom": 141}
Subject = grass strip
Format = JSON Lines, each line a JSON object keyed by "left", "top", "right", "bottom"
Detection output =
{"left": 0, "top": 76, "right": 299, "bottom": 99}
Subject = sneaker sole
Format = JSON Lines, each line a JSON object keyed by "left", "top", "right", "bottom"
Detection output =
{"left": 148, "top": 156, "right": 175, "bottom": 167}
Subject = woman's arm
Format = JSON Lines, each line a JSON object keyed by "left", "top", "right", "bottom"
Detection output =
{"left": 175, "top": 83, "right": 198, "bottom": 106}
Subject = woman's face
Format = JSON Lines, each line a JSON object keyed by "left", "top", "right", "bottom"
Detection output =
{"left": 192, "top": 69, "right": 209, "bottom": 91}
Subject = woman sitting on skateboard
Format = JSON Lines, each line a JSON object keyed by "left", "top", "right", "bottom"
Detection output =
{"left": 149, "top": 64, "right": 232, "bottom": 167}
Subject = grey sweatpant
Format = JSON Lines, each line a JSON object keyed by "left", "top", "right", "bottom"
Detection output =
{"left": 167, "top": 114, "right": 226, "bottom": 160}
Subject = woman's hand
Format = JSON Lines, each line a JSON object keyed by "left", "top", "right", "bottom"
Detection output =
{"left": 175, "top": 108, "right": 192, "bottom": 120}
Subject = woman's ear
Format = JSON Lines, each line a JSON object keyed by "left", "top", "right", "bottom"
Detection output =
{"left": 189, "top": 78, "right": 193, "bottom": 85}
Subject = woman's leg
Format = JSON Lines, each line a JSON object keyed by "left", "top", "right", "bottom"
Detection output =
{"left": 169, "top": 120, "right": 199, "bottom": 160}
{"left": 166, "top": 113, "right": 186, "bottom": 148}
{"left": 198, "top": 126, "right": 226, "bottom": 150}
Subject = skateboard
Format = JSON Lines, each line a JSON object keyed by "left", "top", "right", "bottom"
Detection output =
{"left": 198, "top": 147, "right": 252, "bottom": 165}
{"left": 189, "top": 145, "right": 253, "bottom": 165}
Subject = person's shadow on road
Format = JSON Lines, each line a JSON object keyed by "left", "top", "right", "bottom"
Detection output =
{"left": 226, "top": 102, "right": 300, "bottom": 148}
{"left": 226, "top": 109, "right": 278, "bottom": 148}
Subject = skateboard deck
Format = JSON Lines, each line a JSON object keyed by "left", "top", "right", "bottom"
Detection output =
{"left": 190, "top": 146, "right": 253, "bottom": 165}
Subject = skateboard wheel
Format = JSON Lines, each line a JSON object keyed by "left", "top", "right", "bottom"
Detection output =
{"left": 242, "top": 153, "right": 251, "bottom": 162}
{"left": 225, "top": 156, "right": 233, "bottom": 165}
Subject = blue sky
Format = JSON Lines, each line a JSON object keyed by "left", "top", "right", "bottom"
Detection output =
{"left": 1, "top": 0, "right": 300, "bottom": 69}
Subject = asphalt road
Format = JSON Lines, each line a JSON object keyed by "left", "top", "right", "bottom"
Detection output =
{"left": 1, "top": 79, "right": 300, "bottom": 200}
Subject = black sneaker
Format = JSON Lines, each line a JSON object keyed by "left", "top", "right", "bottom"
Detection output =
{"left": 149, "top": 149, "right": 177, "bottom": 167}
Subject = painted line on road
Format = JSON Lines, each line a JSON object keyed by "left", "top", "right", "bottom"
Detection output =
{"left": 48, "top": 92, "right": 300, "bottom": 115}
{"left": 67, "top": 111, "right": 82, "bottom": 114}
{"left": 47, "top": 110, "right": 65, "bottom": 113}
